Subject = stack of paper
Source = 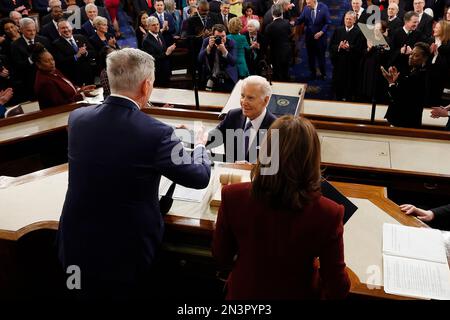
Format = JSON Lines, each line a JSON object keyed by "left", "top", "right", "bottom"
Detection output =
{"left": 159, "top": 176, "right": 208, "bottom": 203}
{"left": 383, "top": 223, "right": 450, "bottom": 300}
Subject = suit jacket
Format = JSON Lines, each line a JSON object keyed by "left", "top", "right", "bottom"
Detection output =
{"left": 213, "top": 182, "right": 350, "bottom": 299}
{"left": 215, "top": 12, "right": 237, "bottom": 29}
{"left": 198, "top": 37, "right": 238, "bottom": 84}
{"left": 34, "top": 69, "right": 83, "bottom": 109}
{"left": 152, "top": 11, "right": 176, "bottom": 45}
{"left": 386, "top": 17, "right": 403, "bottom": 37}
{"left": 417, "top": 12, "right": 433, "bottom": 40}
{"left": 80, "top": 5, "right": 112, "bottom": 24}
{"left": 81, "top": 20, "right": 115, "bottom": 38}
{"left": 295, "top": 3, "right": 331, "bottom": 41}
{"left": 40, "top": 21, "right": 60, "bottom": 42}
{"left": 389, "top": 28, "right": 427, "bottom": 74}
{"left": 265, "top": 18, "right": 292, "bottom": 62}
{"left": 142, "top": 33, "right": 171, "bottom": 87}
{"left": 432, "top": 204, "right": 450, "bottom": 231}
{"left": 426, "top": 0, "right": 446, "bottom": 20}
{"left": 52, "top": 35, "right": 96, "bottom": 86}
{"left": 57, "top": 95, "right": 211, "bottom": 294}
{"left": 207, "top": 108, "right": 276, "bottom": 162}
{"left": 10, "top": 36, "right": 51, "bottom": 99}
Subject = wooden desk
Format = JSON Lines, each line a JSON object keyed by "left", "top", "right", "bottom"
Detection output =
{"left": 0, "top": 164, "right": 428, "bottom": 299}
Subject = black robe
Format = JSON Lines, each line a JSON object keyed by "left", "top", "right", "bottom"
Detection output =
{"left": 329, "top": 26, "right": 366, "bottom": 101}
{"left": 385, "top": 66, "right": 428, "bottom": 128}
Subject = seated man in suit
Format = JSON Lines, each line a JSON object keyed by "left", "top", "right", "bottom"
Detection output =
{"left": 57, "top": 48, "right": 211, "bottom": 299}
{"left": 10, "top": 17, "right": 51, "bottom": 101}
{"left": 40, "top": 5, "right": 65, "bottom": 42}
{"left": 207, "top": 75, "right": 277, "bottom": 163}
{"left": 198, "top": 23, "right": 237, "bottom": 92}
{"left": 401, "top": 203, "right": 450, "bottom": 230}
{"left": 52, "top": 20, "right": 95, "bottom": 86}
{"left": 142, "top": 16, "right": 176, "bottom": 87}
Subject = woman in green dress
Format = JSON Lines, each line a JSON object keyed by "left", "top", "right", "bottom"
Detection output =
{"left": 226, "top": 17, "right": 250, "bottom": 78}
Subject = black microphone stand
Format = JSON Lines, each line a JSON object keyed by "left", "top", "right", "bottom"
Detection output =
{"left": 370, "top": 44, "right": 388, "bottom": 124}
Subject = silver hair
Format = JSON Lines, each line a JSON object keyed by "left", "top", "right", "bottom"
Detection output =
{"left": 242, "top": 75, "right": 272, "bottom": 100}
{"left": 388, "top": 3, "right": 399, "bottom": 10}
{"left": 19, "top": 17, "right": 36, "bottom": 30}
{"left": 164, "top": 0, "right": 175, "bottom": 12}
{"left": 107, "top": 48, "right": 155, "bottom": 95}
{"left": 57, "top": 20, "right": 72, "bottom": 29}
{"left": 48, "top": 0, "right": 62, "bottom": 7}
{"left": 93, "top": 16, "right": 107, "bottom": 28}
{"left": 147, "top": 16, "right": 159, "bottom": 25}
{"left": 345, "top": 10, "right": 357, "bottom": 19}
{"left": 85, "top": 3, "right": 98, "bottom": 13}
{"left": 277, "top": 0, "right": 291, "bottom": 6}
{"left": 247, "top": 19, "right": 260, "bottom": 31}
{"left": 9, "top": 11, "right": 22, "bottom": 18}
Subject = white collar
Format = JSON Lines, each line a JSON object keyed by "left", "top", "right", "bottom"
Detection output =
{"left": 346, "top": 25, "right": 354, "bottom": 32}
{"left": 403, "top": 26, "right": 412, "bottom": 34}
{"left": 246, "top": 108, "right": 267, "bottom": 131}
{"left": 313, "top": 2, "right": 318, "bottom": 10}
{"left": 388, "top": 15, "right": 397, "bottom": 21}
{"left": 23, "top": 35, "right": 34, "bottom": 43}
{"left": 109, "top": 94, "right": 141, "bottom": 110}
{"left": 357, "top": 8, "right": 364, "bottom": 15}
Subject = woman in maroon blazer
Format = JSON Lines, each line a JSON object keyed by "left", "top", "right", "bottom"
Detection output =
{"left": 213, "top": 116, "right": 350, "bottom": 300}
{"left": 31, "top": 44, "right": 95, "bottom": 109}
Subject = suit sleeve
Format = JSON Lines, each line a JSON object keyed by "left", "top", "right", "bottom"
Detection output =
{"left": 318, "top": 204, "right": 351, "bottom": 299}
{"left": 431, "top": 204, "right": 450, "bottom": 231}
{"left": 212, "top": 185, "right": 238, "bottom": 267}
{"left": 295, "top": 9, "right": 306, "bottom": 25}
{"left": 321, "top": 6, "right": 331, "bottom": 34}
{"left": 153, "top": 125, "right": 211, "bottom": 189}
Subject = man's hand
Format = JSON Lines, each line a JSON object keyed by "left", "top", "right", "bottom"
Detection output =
{"left": 0, "top": 67, "right": 9, "bottom": 78}
{"left": 76, "top": 45, "right": 87, "bottom": 58}
{"left": 165, "top": 43, "right": 176, "bottom": 55}
{"left": 314, "top": 31, "right": 324, "bottom": 40}
{"left": 15, "top": 5, "right": 26, "bottom": 11}
{"left": 400, "top": 45, "right": 412, "bottom": 54}
{"left": 381, "top": 66, "right": 400, "bottom": 84}
{"left": 78, "top": 85, "right": 96, "bottom": 94}
{"left": 217, "top": 42, "right": 228, "bottom": 55}
{"left": 207, "top": 36, "right": 215, "bottom": 50}
{"left": 430, "top": 106, "right": 450, "bottom": 118}
{"left": 194, "top": 125, "right": 208, "bottom": 146}
{"left": 399, "top": 204, "right": 435, "bottom": 222}
{"left": 0, "top": 88, "right": 13, "bottom": 105}
{"left": 162, "top": 20, "right": 169, "bottom": 31}
{"left": 107, "top": 37, "right": 117, "bottom": 48}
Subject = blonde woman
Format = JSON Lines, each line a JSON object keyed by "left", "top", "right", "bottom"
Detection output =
{"left": 227, "top": 17, "right": 250, "bottom": 77}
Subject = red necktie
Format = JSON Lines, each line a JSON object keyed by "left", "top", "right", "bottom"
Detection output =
{"left": 147, "top": 0, "right": 152, "bottom": 9}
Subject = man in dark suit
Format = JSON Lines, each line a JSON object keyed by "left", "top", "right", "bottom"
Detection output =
{"left": 40, "top": 5, "right": 64, "bottom": 42}
{"left": 207, "top": 75, "right": 277, "bottom": 163}
{"left": 425, "top": 0, "right": 446, "bottom": 20}
{"left": 414, "top": 0, "right": 433, "bottom": 39}
{"left": 265, "top": 4, "right": 292, "bottom": 81}
{"left": 152, "top": 0, "right": 176, "bottom": 45}
{"left": 133, "top": 0, "right": 155, "bottom": 16}
{"left": 41, "top": 0, "right": 69, "bottom": 25}
{"left": 330, "top": 11, "right": 366, "bottom": 101}
{"left": 10, "top": 18, "right": 51, "bottom": 101}
{"left": 344, "top": 0, "right": 370, "bottom": 24}
{"left": 262, "top": 0, "right": 294, "bottom": 31}
{"left": 0, "top": 0, "right": 30, "bottom": 17}
{"left": 295, "top": 0, "right": 331, "bottom": 80}
{"left": 80, "top": 0, "right": 112, "bottom": 24}
{"left": 401, "top": 203, "right": 450, "bottom": 230}
{"left": 198, "top": 23, "right": 237, "bottom": 92}
{"left": 142, "top": 16, "right": 176, "bottom": 87}
{"left": 57, "top": 48, "right": 211, "bottom": 299}
{"left": 215, "top": 0, "right": 236, "bottom": 32}
{"left": 52, "top": 20, "right": 95, "bottom": 86}
{"left": 209, "top": 0, "right": 222, "bottom": 14}
{"left": 80, "top": 3, "right": 114, "bottom": 37}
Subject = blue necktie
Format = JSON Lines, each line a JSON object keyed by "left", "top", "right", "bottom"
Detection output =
{"left": 311, "top": 8, "right": 316, "bottom": 23}
{"left": 69, "top": 39, "right": 78, "bottom": 52}
{"left": 244, "top": 121, "right": 253, "bottom": 157}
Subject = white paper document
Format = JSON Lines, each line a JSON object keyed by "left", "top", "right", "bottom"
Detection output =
{"left": 383, "top": 223, "right": 450, "bottom": 300}
{"left": 159, "top": 176, "right": 208, "bottom": 203}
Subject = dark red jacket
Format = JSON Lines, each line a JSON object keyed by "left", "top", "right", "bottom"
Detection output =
{"left": 213, "top": 182, "right": 350, "bottom": 300}
{"left": 34, "top": 69, "right": 83, "bottom": 109}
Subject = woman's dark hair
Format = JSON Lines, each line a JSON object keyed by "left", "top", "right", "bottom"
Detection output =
{"left": 242, "top": 2, "right": 255, "bottom": 16}
{"left": 0, "top": 18, "right": 15, "bottom": 36}
{"left": 414, "top": 41, "right": 431, "bottom": 60}
{"left": 30, "top": 43, "right": 48, "bottom": 64}
{"left": 98, "top": 46, "right": 114, "bottom": 70}
{"left": 251, "top": 116, "right": 322, "bottom": 212}
{"left": 135, "top": 10, "right": 148, "bottom": 29}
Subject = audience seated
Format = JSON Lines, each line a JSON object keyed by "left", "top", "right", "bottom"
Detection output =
{"left": 31, "top": 43, "right": 94, "bottom": 108}
{"left": 213, "top": 115, "right": 350, "bottom": 299}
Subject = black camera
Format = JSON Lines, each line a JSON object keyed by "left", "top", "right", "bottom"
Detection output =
{"left": 214, "top": 36, "right": 222, "bottom": 45}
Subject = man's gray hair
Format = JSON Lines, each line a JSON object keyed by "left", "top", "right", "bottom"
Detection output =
{"left": 278, "top": 0, "right": 291, "bottom": 6}
{"left": 242, "top": 75, "right": 272, "bottom": 100}
{"left": 9, "top": 11, "right": 22, "bottom": 19}
{"left": 19, "top": 17, "right": 36, "bottom": 29}
{"left": 345, "top": 10, "right": 357, "bottom": 19}
{"left": 247, "top": 19, "right": 260, "bottom": 31}
{"left": 147, "top": 16, "right": 159, "bottom": 25}
{"left": 85, "top": 3, "right": 98, "bottom": 12}
{"left": 48, "top": 0, "right": 62, "bottom": 8}
{"left": 388, "top": 3, "right": 399, "bottom": 11}
{"left": 107, "top": 48, "right": 155, "bottom": 95}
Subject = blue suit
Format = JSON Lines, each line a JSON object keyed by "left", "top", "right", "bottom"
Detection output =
{"left": 57, "top": 95, "right": 211, "bottom": 298}
{"left": 295, "top": 2, "right": 331, "bottom": 77}
{"left": 152, "top": 11, "right": 176, "bottom": 45}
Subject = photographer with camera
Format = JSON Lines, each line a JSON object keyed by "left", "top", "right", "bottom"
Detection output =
{"left": 198, "top": 24, "right": 237, "bottom": 92}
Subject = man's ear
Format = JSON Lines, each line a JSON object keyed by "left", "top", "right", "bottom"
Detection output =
{"left": 263, "top": 95, "right": 270, "bottom": 106}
